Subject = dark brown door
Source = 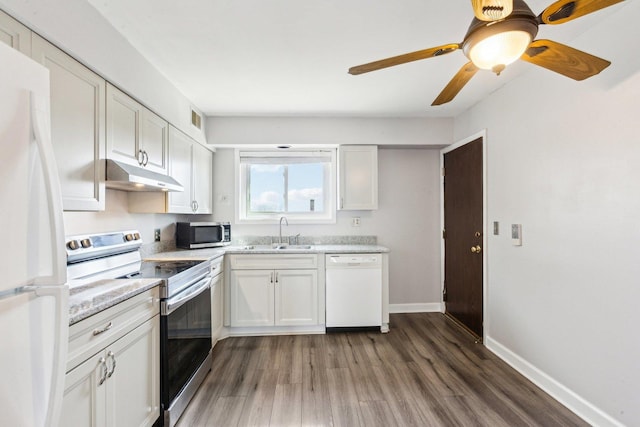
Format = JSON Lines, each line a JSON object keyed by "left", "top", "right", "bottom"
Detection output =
{"left": 443, "top": 137, "right": 483, "bottom": 338}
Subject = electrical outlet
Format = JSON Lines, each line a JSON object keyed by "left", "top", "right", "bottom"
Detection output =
{"left": 352, "top": 217, "right": 361, "bottom": 227}
{"left": 154, "top": 229, "right": 161, "bottom": 242}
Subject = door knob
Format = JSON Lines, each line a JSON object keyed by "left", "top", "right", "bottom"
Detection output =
{"left": 470, "top": 245, "right": 482, "bottom": 254}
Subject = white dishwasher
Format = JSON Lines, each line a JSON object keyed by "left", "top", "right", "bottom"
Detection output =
{"left": 325, "top": 254, "right": 382, "bottom": 330}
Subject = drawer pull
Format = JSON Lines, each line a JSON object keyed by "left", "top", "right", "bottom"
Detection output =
{"left": 92, "top": 321, "right": 113, "bottom": 336}
{"left": 98, "top": 357, "right": 107, "bottom": 386}
{"left": 106, "top": 351, "right": 117, "bottom": 378}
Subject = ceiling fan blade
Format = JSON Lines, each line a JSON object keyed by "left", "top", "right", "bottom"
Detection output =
{"left": 432, "top": 62, "right": 479, "bottom": 106}
{"left": 348, "top": 44, "right": 460, "bottom": 75}
{"left": 521, "top": 39, "right": 610, "bottom": 80}
{"left": 539, "top": 0, "right": 624, "bottom": 25}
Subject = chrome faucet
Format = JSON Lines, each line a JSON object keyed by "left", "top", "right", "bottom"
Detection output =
{"left": 279, "top": 216, "right": 288, "bottom": 244}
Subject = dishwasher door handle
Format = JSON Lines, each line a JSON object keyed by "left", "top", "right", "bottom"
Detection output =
{"left": 329, "top": 255, "right": 379, "bottom": 265}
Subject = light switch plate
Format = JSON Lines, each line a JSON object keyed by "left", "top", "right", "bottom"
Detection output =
{"left": 511, "top": 224, "right": 522, "bottom": 246}
{"left": 352, "top": 217, "right": 361, "bottom": 227}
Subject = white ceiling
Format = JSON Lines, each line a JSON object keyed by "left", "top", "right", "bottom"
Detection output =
{"left": 86, "top": 0, "right": 623, "bottom": 118}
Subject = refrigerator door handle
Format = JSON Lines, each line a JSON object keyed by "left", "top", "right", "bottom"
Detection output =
{"left": 30, "top": 91, "right": 66, "bottom": 286}
{"left": 36, "top": 285, "right": 69, "bottom": 427}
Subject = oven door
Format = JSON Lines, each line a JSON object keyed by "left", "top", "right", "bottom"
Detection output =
{"left": 160, "top": 276, "right": 212, "bottom": 415}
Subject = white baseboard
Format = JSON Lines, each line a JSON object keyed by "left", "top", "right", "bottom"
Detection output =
{"left": 389, "top": 303, "right": 443, "bottom": 313}
{"left": 485, "top": 336, "right": 624, "bottom": 427}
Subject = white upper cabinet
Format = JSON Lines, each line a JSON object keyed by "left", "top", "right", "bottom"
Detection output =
{"left": 166, "top": 126, "right": 213, "bottom": 214}
{"left": 166, "top": 126, "right": 212, "bottom": 214}
{"left": 129, "top": 126, "right": 212, "bottom": 214}
{"left": 166, "top": 126, "right": 193, "bottom": 213}
{"left": 106, "top": 83, "right": 169, "bottom": 174}
{"left": 338, "top": 145, "right": 378, "bottom": 210}
{"left": 141, "top": 108, "right": 169, "bottom": 173}
{"left": 191, "top": 141, "right": 213, "bottom": 214}
{"left": 31, "top": 34, "right": 106, "bottom": 211}
{"left": 0, "top": 10, "right": 31, "bottom": 55}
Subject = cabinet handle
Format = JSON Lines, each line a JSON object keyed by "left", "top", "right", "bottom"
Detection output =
{"left": 98, "top": 357, "right": 108, "bottom": 386}
{"left": 106, "top": 351, "right": 117, "bottom": 378}
{"left": 194, "top": 200, "right": 199, "bottom": 212}
{"left": 142, "top": 150, "right": 149, "bottom": 167}
{"left": 275, "top": 272, "right": 278, "bottom": 284}
{"left": 137, "top": 149, "right": 144, "bottom": 166}
{"left": 92, "top": 321, "right": 113, "bottom": 336}
{"left": 270, "top": 272, "right": 273, "bottom": 284}
{"left": 340, "top": 197, "right": 344, "bottom": 209}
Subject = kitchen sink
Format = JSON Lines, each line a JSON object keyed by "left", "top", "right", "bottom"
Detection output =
{"left": 241, "top": 244, "right": 313, "bottom": 250}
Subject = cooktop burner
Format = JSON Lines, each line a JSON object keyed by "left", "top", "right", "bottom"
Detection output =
{"left": 136, "top": 260, "right": 204, "bottom": 280}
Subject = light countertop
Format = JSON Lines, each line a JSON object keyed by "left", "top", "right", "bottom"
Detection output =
{"left": 68, "top": 278, "right": 161, "bottom": 325}
{"left": 144, "top": 244, "right": 389, "bottom": 262}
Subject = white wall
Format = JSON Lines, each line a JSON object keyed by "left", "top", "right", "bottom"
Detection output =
{"left": 207, "top": 116, "right": 452, "bottom": 147}
{"left": 454, "top": 2, "right": 640, "bottom": 425}
{"left": 63, "top": 190, "right": 185, "bottom": 244}
{"left": 209, "top": 145, "right": 442, "bottom": 307}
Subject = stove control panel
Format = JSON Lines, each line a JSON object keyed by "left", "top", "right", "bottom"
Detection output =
{"left": 65, "top": 229, "right": 143, "bottom": 264}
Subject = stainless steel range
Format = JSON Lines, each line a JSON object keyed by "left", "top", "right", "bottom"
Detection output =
{"left": 65, "top": 230, "right": 213, "bottom": 427}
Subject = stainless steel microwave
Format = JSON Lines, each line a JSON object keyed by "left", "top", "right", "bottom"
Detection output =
{"left": 176, "top": 222, "right": 231, "bottom": 249}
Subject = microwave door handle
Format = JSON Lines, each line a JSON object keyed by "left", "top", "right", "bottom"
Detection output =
{"left": 219, "top": 224, "right": 225, "bottom": 241}
{"left": 162, "top": 276, "right": 211, "bottom": 315}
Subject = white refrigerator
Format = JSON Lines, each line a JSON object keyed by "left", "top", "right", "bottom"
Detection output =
{"left": 0, "top": 42, "right": 69, "bottom": 426}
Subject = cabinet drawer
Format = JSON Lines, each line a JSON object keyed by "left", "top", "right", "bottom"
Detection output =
{"left": 210, "top": 256, "right": 224, "bottom": 276}
{"left": 67, "top": 287, "right": 159, "bottom": 372}
{"left": 229, "top": 254, "right": 317, "bottom": 270}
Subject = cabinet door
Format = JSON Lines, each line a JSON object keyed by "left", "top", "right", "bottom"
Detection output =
{"left": 0, "top": 10, "right": 31, "bottom": 54}
{"left": 106, "top": 315, "right": 160, "bottom": 427}
{"left": 275, "top": 269, "right": 318, "bottom": 326}
{"left": 59, "top": 352, "right": 107, "bottom": 427}
{"left": 106, "top": 84, "right": 142, "bottom": 166}
{"left": 167, "top": 126, "right": 193, "bottom": 213}
{"left": 32, "top": 34, "right": 106, "bottom": 211}
{"left": 140, "top": 109, "right": 168, "bottom": 174}
{"left": 192, "top": 142, "right": 213, "bottom": 214}
{"left": 230, "top": 270, "right": 274, "bottom": 327}
{"left": 338, "top": 145, "right": 378, "bottom": 210}
{"left": 211, "top": 273, "right": 224, "bottom": 339}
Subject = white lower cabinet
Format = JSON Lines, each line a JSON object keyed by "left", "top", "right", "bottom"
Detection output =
{"left": 61, "top": 288, "right": 160, "bottom": 427}
{"left": 229, "top": 255, "right": 319, "bottom": 328}
{"left": 210, "top": 259, "right": 224, "bottom": 340}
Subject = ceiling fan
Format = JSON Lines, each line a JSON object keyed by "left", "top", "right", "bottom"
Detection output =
{"left": 348, "top": 0, "right": 624, "bottom": 106}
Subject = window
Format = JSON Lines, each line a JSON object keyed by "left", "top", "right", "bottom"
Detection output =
{"left": 236, "top": 149, "right": 336, "bottom": 223}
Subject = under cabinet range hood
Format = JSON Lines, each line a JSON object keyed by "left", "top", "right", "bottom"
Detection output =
{"left": 106, "top": 159, "right": 184, "bottom": 192}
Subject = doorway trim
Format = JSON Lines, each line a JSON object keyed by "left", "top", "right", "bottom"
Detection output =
{"left": 440, "top": 129, "right": 488, "bottom": 342}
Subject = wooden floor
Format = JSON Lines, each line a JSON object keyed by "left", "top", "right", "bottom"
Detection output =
{"left": 176, "top": 313, "right": 587, "bottom": 427}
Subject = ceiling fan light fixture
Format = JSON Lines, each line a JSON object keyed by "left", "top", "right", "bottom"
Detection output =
{"left": 468, "top": 30, "right": 532, "bottom": 71}
{"left": 471, "top": 0, "right": 513, "bottom": 21}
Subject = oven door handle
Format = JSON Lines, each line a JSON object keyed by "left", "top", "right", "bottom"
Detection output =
{"left": 162, "top": 275, "right": 211, "bottom": 315}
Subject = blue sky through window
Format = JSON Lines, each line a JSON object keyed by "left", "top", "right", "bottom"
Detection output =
{"left": 249, "top": 162, "right": 324, "bottom": 213}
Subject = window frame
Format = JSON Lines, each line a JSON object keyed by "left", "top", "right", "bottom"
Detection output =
{"left": 235, "top": 148, "right": 337, "bottom": 224}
